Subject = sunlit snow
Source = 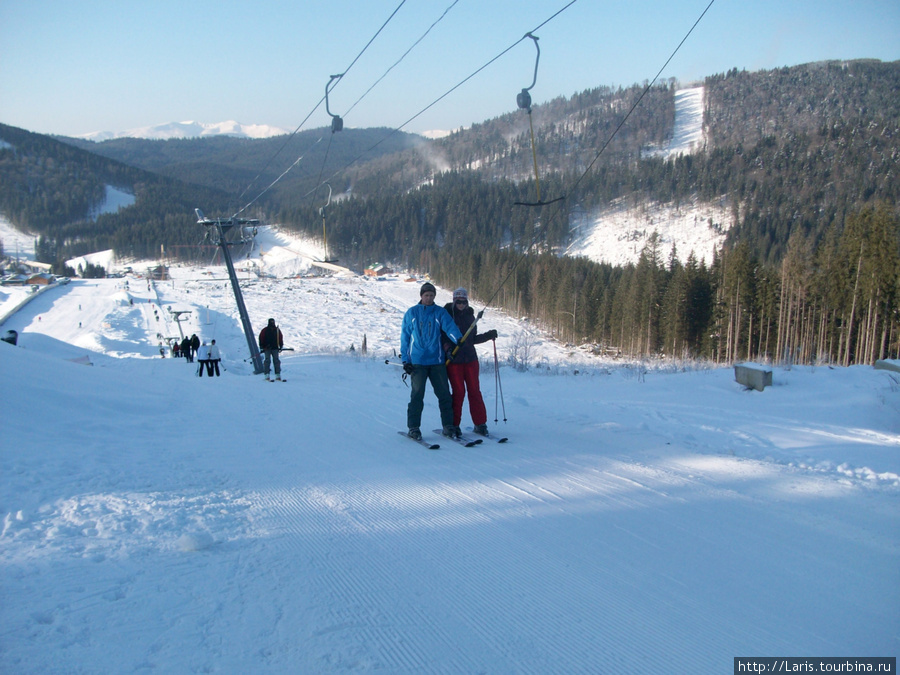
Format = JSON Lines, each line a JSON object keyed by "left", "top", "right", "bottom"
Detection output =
{"left": 1, "top": 223, "right": 897, "bottom": 673}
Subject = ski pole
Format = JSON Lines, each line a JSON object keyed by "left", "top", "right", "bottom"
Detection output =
{"left": 493, "top": 339, "right": 507, "bottom": 423}
{"left": 385, "top": 359, "right": 410, "bottom": 386}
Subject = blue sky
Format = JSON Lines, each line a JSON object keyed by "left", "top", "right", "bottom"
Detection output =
{"left": 1, "top": 0, "right": 898, "bottom": 138}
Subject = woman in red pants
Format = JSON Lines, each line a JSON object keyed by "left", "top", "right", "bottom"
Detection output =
{"left": 443, "top": 288, "right": 498, "bottom": 436}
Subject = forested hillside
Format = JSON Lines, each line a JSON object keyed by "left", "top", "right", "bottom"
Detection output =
{"left": 2, "top": 60, "right": 897, "bottom": 364}
{"left": 0, "top": 123, "right": 231, "bottom": 266}
{"left": 276, "top": 60, "right": 899, "bottom": 365}
{"left": 63, "top": 127, "right": 423, "bottom": 211}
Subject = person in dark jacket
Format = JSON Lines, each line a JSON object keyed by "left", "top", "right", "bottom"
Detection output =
{"left": 190, "top": 334, "right": 200, "bottom": 361}
{"left": 258, "top": 318, "right": 284, "bottom": 381}
{"left": 181, "top": 336, "right": 193, "bottom": 363}
{"left": 443, "top": 288, "right": 498, "bottom": 436}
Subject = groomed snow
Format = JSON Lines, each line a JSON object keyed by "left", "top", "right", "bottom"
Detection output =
{"left": 1, "top": 226, "right": 897, "bottom": 673}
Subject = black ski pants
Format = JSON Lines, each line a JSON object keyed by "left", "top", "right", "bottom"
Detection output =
{"left": 406, "top": 363, "right": 454, "bottom": 430}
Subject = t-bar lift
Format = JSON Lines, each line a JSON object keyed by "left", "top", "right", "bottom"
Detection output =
{"left": 195, "top": 208, "right": 264, "bottom": 374}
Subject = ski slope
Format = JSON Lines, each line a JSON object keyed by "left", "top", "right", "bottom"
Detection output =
{"left": 569, "top": 86, "right": 732, "bottom": 268}
{"left": 1, "top": 238, "right": 898, "bottom": 673}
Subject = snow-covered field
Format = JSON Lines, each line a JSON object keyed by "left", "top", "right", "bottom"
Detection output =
{"left": 566, "top": 193, "right": 731, "bottom": 268}
{"left": 1, "top": 225, "right": 898, "bottom": 673}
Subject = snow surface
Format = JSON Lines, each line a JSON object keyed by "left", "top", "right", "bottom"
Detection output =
{"left": 0, "top": 216, "right": 36, "bottom": 260}
{"left": 1, "top": 226, "right": 898, "bottom": 673}
{"left": 89, "top": 186, "right": 135, "bottom": 220}
{"left": 642, "top": 86, "right": 706, "bottom": 161}
{"left": 567, "top": 194, "right": 731, "bottom": 268}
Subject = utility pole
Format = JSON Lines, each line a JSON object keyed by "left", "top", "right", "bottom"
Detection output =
{"left": 195, "top": 209, "right": 263, "bottom": 374}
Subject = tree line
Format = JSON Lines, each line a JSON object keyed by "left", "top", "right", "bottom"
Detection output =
{"left": 423, "top": 203, "right": 898, "bottom": 365}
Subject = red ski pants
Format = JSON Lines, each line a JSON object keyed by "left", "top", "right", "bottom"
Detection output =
{"left": 447, "top": 360, "right": 487, "bottom": 427}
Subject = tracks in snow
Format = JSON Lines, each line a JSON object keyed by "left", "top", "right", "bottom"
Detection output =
{"left": 240, "top": 445, "right": 741, "bottom": 672}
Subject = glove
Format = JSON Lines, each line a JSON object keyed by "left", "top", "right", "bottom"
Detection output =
{"left": 403, "top": 362, "right": 415, "bottom": 375}
{"left": 482, "top": 329, "right": 498, "bottom": 341}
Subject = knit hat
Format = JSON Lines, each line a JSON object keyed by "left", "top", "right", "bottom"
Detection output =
{"left": 420, "top": 282, "right": 436, "bottom": 296}
{"left": 268, "top": 318, "right": 275, "bottom": 325}
{"left": 453, "top": 287, "right": 468, "bottom": 301}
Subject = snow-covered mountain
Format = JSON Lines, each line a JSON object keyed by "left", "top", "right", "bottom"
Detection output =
{"left": 77, "top": 120, "right": 290, "bottom": 142}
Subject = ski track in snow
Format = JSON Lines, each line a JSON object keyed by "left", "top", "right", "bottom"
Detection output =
{"left": 1, "top": 237, "right": 898, "bottom": 672}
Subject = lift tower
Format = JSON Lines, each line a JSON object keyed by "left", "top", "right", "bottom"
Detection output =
{"left": 195, "top": 209, "right": 264, "bottom": 374}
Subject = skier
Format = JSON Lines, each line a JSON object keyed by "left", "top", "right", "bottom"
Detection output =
{"left": 190, "top": 334, "right": 200, "bottom": 361}
{"left": 181, "top": 336, "right": 193, "bottom": 363}
{"left": 207, "top": 339, "right": 222, "bottom": 376}
{"left": 443, "top": 287, "right": 498, "bottom": 436}
{"left": 400, "top": 282, "right": 462, "bottom": 440}
{"left": 258, "top": 318, "right": 284, "bottom": 381}
{"left": 196, "top": 341, "right": 210, "bottom": 377}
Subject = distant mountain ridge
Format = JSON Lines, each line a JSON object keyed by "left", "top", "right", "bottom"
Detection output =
{"left": 77, "top": 120, "right": 291, "bottom": 142}
{"left": 2, "top": 59, "right": 897, "bottom": 271}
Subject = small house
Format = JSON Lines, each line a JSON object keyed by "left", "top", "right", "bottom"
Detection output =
{"left": 26, "top": 273, "right": 54, "bottom": 286}
{"left": 364, "top": 263, "right": 392, "bottom": 277}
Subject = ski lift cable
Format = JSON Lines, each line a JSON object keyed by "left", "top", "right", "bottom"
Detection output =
{"left": 570, "top": 0, "right": 717, "bottom": 194}
{"left": 230, "top": 0, "right": 408, "bottom": 219}
{"left": 231, "top": 101, "right": 326, "bottom": 219}
{"left": 343, "top": 0, "right": 461, "bottom": 119}
{"left": 232, "top": 136, "right": 326, "bottom": 219}
{"left": 301, "top": 1, "right": 580, "bottom": 205}
{"left": 296, "top": 0, "right": 458, "bottom": 214}
{"left": 458, "top": 0, "right": 719, "bottom": 341}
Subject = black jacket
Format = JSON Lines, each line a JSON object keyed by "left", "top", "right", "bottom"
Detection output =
{"left": 442, "top": 303, "right": 492, "bottom": 364}
{"left": 258, "top": 324, "right": 283, "bottom": 351}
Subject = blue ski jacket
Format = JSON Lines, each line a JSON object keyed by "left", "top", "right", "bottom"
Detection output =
{"left": 401, "top": 302, "right": 462, "bottom": 366}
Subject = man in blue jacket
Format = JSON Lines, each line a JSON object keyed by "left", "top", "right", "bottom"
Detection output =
{"left": 401, "top": 282, "right": 463, "bottom": 440}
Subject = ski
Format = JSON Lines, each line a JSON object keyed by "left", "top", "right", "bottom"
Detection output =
{"left": 433, "top": 430, "right": 483, "bottom": 448}
{"left": 398, "top": 431, "right": 440, "bottom": 450}
{"left": 468, "top": 427, "right": 509, "bottom": 443}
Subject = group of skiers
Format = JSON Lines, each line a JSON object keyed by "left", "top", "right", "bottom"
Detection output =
{"left": 167, "top": 283, "right": 497, "bottom": 434}
{"left": 171, "top": 333, "right": 221, "bottom": 377}
{"left": 176, "top": 334, "right": 201, "bottom": 363}
{"left": 401, "top": 282, "right": 498, "bottom": 441}
{"left": 196, "top": 339, "right": 222, "bottom": 377}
